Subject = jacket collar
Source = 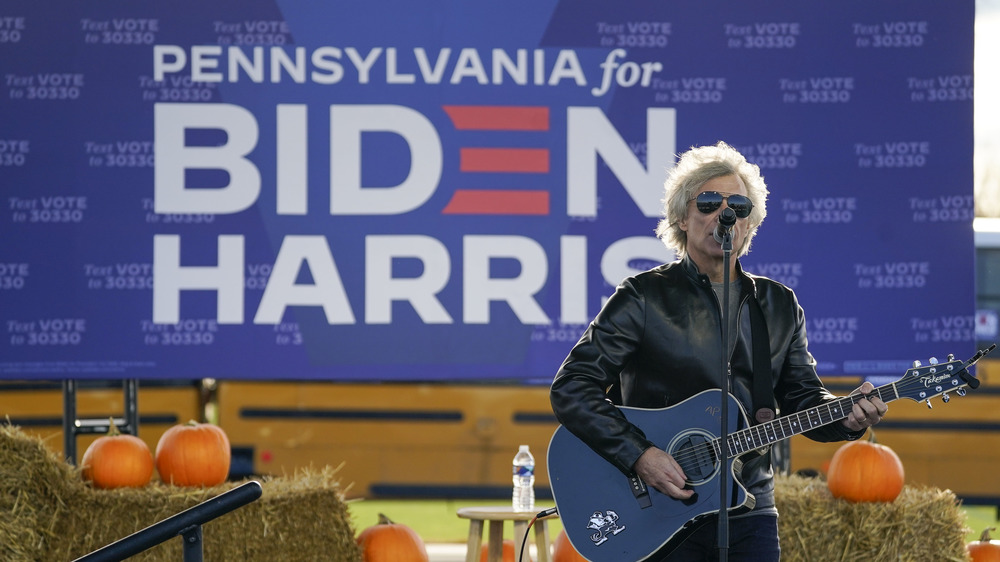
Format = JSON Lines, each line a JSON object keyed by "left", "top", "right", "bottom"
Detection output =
{"left": 680, "top": 254, "right": 757, "bottom": 296}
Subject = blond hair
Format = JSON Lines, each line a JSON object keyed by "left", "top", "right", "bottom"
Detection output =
{"left": 654, "top": 141, "right": 769, "bottom": 258}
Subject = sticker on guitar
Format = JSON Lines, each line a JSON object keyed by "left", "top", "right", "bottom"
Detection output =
{"left": 588, "top": 510, "right": 626, "bottom": 546}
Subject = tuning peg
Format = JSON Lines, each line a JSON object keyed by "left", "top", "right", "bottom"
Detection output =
{"left": 957, "top": 388, "right": 967, "bottom": 397}
{"left": 925, "top": 399, "right": 933, "bottom": 409}
{"left": 912, "top": 360, "right": 922, "bottom": 368}
{"left": 929, "top": 357, "right": 939, "bottom": 365}
{"left": 942, "top": 393, "right": 950, "bottom": 403}
{"left": 947, "top": 353, "right": 955, "bottom": 361}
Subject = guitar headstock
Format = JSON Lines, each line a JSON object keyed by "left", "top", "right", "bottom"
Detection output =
{"left": 893, "top": 356, "right": 969, "bottom": 403}
{"left": 893, "top": 345, "right": 995, "bottom": 404}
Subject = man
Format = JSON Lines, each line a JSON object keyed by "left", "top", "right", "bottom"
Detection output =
{"left": 550, "top": 142, "right": 886, "bottom": 561}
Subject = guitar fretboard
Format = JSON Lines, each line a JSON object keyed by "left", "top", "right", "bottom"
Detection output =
{"left": 714, "top": 353, "right": 976, "bottom": 459}
{"left": 724, "top": 384, "right": 899, "bottom": 458}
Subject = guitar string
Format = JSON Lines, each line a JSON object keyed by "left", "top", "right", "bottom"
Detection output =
{"left": 666, "top": 367, "right": 964, "bottom": 474}
{"left": 667, "top": 383, "right": 892, "bottom": 469}
{"left": 669, "top": 369, "right": 963, "bottom": 471}
{"left": 667, "top": 391, "right": 876, "bottom": 472}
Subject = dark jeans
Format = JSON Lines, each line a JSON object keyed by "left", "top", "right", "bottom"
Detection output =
{"left": 657, "top": 515, "right": 780, "bottom": 562}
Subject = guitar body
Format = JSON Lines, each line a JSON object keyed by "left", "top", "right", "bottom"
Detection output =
{"left": 547, "top": 390, "right": 755, "bottom": 562}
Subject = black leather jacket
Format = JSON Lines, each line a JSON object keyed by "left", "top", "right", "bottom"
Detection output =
{"left": 550, "top": 256, "right": 861, "bottom": 510}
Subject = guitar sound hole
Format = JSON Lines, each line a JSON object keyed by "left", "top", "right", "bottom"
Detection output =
{"left": 667, "top": 429, "right": 719, "bottom": 486}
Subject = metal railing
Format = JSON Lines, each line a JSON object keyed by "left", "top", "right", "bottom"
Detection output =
{"left": 73, "top": 480, "right": 263, "bottom": 562}
{"left": 63, "top": 379, "right": 140, "bottom": 465}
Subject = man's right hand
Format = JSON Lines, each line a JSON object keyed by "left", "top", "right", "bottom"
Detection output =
{"left": 633, "top": 447, "right": 694, "bottom": 500}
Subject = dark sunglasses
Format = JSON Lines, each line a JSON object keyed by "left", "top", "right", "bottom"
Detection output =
{"left": 690, "top": 191, "right": 753, "bottom": 218}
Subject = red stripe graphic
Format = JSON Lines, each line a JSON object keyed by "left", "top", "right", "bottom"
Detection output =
{"left": 443, "top": 105, "right": 551, "bottom": 215}
{"left": 442, "top": 190, "right": 549, "bottom": 215}
{"left": 460, "top": 148, "right": 549, "bottom": 173}
{"left": 444, "top": 105, "right": 549, "bottom": 131}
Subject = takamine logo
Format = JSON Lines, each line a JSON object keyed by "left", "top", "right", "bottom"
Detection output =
{"left": 920, "top": 373, "right": 952, "bottom": 387}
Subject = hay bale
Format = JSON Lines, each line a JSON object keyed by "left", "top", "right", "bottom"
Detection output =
{"left": 1, "top": 423, "right": 361, "bottom": 561}
{"left": 775, "top": 473, "right": 969, "bottom": 562}
{"left": 0, "top": 422, "right": 79, "bottom": 561}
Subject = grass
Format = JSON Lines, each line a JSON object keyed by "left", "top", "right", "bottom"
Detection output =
{"left": 347, "top": 498, "right": 999, "bottom": 545}
{"left": 348, "top": 498, "right": 562, "bottom": 543}
{"left": 965, "top": 505, "right": 1000, "bottom": 541}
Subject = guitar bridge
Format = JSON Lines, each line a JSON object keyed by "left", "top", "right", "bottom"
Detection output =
{"left": 628, "top": 474, "right": 652, "bottom": 508}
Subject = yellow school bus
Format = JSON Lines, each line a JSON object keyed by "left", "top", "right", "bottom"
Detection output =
{"left": 4, "top": 359, "right": 997, "bottom": 504}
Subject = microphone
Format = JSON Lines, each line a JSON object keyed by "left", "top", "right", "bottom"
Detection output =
{"left": 713, "top": 206, "right": 737, "bottom": 244}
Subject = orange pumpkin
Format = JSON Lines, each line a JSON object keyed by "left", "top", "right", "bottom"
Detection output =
{"left": 552, "top": 529, "right": 588, "bottom": 562}
{"left": 826, "top": 431, "right": 904, "bottom": 502}
{"left": 968, "top": 527, "right": 1000, "bottom": 562}
{"left": 356, "top": 513, "right": 428, "bottom": 562}
{"left": 479, "top": 538, "right": 526, "bottom": 562}
{"left": 155, "top": 421, "right": 231, "bottom": 487}
{"left": 81, "top": 420, "right": 153, "bottom": 489}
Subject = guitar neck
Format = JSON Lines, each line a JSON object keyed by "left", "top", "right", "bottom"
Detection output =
{"left": 725, "top": 382, "right": 899, "bottom": 458}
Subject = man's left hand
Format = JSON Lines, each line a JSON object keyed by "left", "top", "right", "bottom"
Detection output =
{"left": 841, "top": 381, "right": 888, "bottom": 432}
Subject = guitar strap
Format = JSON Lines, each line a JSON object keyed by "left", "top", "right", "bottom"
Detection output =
{"left": 748, "top": 292, "right": 776, "bottom": 425}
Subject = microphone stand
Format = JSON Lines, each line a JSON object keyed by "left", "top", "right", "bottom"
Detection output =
{"left": 717, "top": 224, "right": 734, "bottom": 562}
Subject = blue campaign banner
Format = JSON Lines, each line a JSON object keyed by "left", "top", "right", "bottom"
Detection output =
{"left": 0, "top": 1, "right": 975, "bottom": 381}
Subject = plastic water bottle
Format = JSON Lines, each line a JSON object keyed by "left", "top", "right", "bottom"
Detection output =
{"left": 512, "top": 444, "right": 535, "bottom": 512}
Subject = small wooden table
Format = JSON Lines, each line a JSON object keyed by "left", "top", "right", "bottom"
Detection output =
{"left": 456, "top": 506, "right": 558, "bottom": 562}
